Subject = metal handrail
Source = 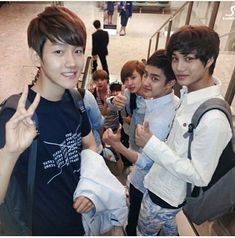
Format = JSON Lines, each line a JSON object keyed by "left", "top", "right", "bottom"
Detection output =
{"left": 77, "top": 56, "right": 92, "bottom": 90}
{"left": 147, "top": 1, "right": 190, "bottom": 59}
{"left": 149, "top": 1, "right": 189, "bottom": 39}
{"left": 220, "top": 31, "right": 235, "bottom": 38}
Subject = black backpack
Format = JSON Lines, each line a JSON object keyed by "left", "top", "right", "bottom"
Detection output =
{"left": 183, "top": 98, "right": 235, "bottom": 225}
{"left": 0, "top": 89, "right": 85, "bottom": 235}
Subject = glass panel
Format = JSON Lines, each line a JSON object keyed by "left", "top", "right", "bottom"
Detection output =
{"left": 213, "top": 1, "right": 235, "bottom": 51}
{"left": 190, "top": 1, "right": 213, "bottom": 25}
{"left": 171, "top": 3, "right": 190, "bottom": 32}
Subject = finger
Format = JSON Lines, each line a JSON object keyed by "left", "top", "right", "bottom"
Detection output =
{"left": 8, "top": 111, "right": 35, "bottom": 129}
{"left": 121, "top": 84, "right": 125, "bottom": 95}
{"left": 143, "top": 121, "right": 150, "bottom": 132}
{"left": 17, "top": 85, "right": 28, "bottom": 111}
{"left": 27, "top": 93, "right": 40, "bottom": 115}
{"left": 135, "top": 124, "right": 141, "bottom": 137}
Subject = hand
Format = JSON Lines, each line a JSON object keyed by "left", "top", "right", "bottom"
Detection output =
{"left": 102, "top": 127, "right": 121, "bottom": 149}
{"left": 92, "top": 55, "right": 98, "bottom": 60}
{"left": 135, "top": 121, "right": 153, "bottom": 148}
{"left": 112, "top": 87, "right": 127, "bottom": 110}
{"left": 4, "top": 85, "right": 40, "bottom": 156}
{"left": 73, "top": 196, "right": 95, "bottom": 213}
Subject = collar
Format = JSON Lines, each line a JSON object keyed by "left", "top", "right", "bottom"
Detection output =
{"left": 180, "top": 77, "right": 222, "bottom": 105}
{"left": 145, "top": 91, "right": 175, "bottom": 111}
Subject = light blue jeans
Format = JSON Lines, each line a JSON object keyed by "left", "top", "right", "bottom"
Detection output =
{"left": 137, "top": 191, "right": 181, "bottom": 236}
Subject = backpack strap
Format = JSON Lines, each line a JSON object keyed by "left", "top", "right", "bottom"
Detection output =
{"left": 77, "top": 88, "right": 85, "bottom": 99}
{"left": 186, "top": 98, "right": 233, "bottom": 197}
{"left": 0, "top": 94, "right": 38, "bottom": 233}
{"left": 68, "top": 89, "right": 86, "bottom": 114}
{"left": 129, "top": 93, "right": 137, "bottom": 115}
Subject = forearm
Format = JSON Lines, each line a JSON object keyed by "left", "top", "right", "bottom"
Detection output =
{"left": 0, "top": 147, "right": 20, "bottom": 204}
{"left": 112, "top": 142, "right": 138, "bottom": 164}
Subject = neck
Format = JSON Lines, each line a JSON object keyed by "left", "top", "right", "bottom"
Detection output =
{"left": 188, "top": 75, "right": 214, "bottom": 93}
{"left": 31, "top": 81, "right": 64, "bottom": 101}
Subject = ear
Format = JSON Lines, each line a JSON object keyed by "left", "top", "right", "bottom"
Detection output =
{"left": 205, "top": 57, "right": 214, "bottom": 69}
{"left": 166, "top": 79, "right": 176, "bottom": 89}
{"left": 29, "top": 48, "right": 41, "bottom": 67}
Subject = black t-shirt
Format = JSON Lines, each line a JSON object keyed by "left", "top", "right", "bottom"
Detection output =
{"left": 0, "top": 88, "right": 91, "bottom": 235}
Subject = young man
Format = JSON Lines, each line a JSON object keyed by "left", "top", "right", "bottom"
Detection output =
{"left": 103, "top": 51, "right": 179, "bottom": 235}
{"left": 134, "top": 25, "right": 232, "bottom": 235}
{"left": 0, "top": 6, "right": 98, "bottom": 235}
{"left": 92, "top": 20, "right": 109, "bottom": 74}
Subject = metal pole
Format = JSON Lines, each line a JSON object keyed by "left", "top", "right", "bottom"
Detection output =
{"left": 185, "top": 1, "right": 193, "bottom": 25}
{"left": 225, "top": 67, "right": 235, "bottom": 105}
{"left": 209, "top": 2, "right": 220, "bottom": 29}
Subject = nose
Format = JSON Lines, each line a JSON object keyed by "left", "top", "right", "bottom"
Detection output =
{"left": 125, "top": 78, "right": 132, "bottom": 87}
{"left": 65, "top": 51, "right": 76, "bottom": 68}
{"left": 175, "top": 59, "right": 186, "bottom": 72}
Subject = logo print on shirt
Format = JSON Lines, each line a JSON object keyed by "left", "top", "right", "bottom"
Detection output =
{"left": 43, "top": 125, "right": 82, "bottom": 184}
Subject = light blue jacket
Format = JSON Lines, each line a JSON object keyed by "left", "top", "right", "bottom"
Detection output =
{"left": 83, "top": 90, "right": 104, "bottom": 152}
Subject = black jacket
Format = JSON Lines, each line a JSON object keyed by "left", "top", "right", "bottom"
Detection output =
{"left": 92, "top": 29, "right": 109, "bottom": 56}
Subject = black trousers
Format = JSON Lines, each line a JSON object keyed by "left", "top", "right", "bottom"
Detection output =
{"left": 125, "top": 183, "right": 144, "bottom": 236}
{"left": 92, "top": 54, "right": 109, "bottom": 75}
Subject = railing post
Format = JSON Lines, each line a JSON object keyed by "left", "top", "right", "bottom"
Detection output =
{"left": 209, "top": 1, "right": 220, "bottom": 29}
{"left": 147, "top": 38, "right": 152, "bottom": 60}
{"left": 185, "top": 1, "right": 193, "bottom": 25}
{"left": 225, "top": 67, "right": 235, "bottom": 105}
{"left": 165, "top": 18, "right": 172, "bottom": 48}
{"left": 79, "top": 56, "right": 92, "bottom": 89}
{"left": 155, "top": 32, "right": 160, "bottom": 52}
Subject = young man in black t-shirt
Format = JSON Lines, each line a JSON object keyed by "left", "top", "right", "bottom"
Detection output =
{"left": 0, "top": 6, "right": 97, "bottom": 235}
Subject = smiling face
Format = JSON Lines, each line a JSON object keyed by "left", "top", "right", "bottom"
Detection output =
{"left": 171, "top": 51, "right": 213, "bottom": 92}
{"left": 36, "top": 39, "right": 84, "bottom": 95}
{"left": 124, "top": 70, "right": 143, "bottom": 95}
{"left": 143, "top": 65, "right": 175, "bottom": 99}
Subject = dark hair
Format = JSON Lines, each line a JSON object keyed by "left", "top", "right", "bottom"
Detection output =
{"left": 147, "top": 49, "right": 175, "bottom": 83}
{"left": 110, "top": 81, "right": 122, "bottom": 92}
{"left": 92, "top": 69, "right": 109, "bottom": 82}
{"left": 93, "top": 20, "right": 101, "bottom": 29}
{"left": 27, "top": 6, "right": 87, "bottom": 58}
{"left": 120, "top": 60, "right": 145, "bottom": 83}
{"left": 166, "top": 25, "right": 220, "bottom": 75}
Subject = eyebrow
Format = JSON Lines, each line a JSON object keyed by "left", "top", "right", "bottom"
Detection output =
{"left": 146, "top": 72, "right": 160, "bottom": 78}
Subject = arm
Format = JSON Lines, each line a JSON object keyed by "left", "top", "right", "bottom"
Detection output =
{"left": 102, "top": 128, "right": 138, "bottom": 164}
{"left": 0, "top": 86, "right": 40, "bottom": 204}
{"left": 83, "top": 90, "right": 104, "bottom": 130}
{"left": 82, "top": 131, "right": 97, "bottom": 153}
{"left": 135, "top": 112, "right": 232, "bottom": 186}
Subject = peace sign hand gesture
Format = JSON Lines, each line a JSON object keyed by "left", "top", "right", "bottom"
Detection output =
{"left": 4, "top": 85, "right": 40, "bottom": 157}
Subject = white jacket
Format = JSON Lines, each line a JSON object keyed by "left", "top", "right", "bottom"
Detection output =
{"left": 74, "top": 149, "right": 128, "bottom": 235}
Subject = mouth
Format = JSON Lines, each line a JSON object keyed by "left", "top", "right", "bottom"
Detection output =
{"left": 176, "top": 74, "right": 188, "bottom": 81}
{"left": 128, "top": 87, "right": 135, "bottom": 92}
{"left": 61, "top": 71, "right": 77, "bottom": 80}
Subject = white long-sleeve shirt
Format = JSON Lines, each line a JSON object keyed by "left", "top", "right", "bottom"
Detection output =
{"left": 137, "top": 79, "right": 232, "bottom": 207}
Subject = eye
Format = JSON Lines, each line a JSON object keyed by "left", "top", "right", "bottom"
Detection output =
{"left": 184, "top": 56, "right": 195, "bottom": 62}
{"left": 75, "top": 48, "right": 83, "bottom": 55}
{"left": 54, "top": 50, "right": 63, "bottom": 55}
{"left": 151, "top": 76, "right": 159, "bottom": 82}
{"left": 171, "top": 56, "right": 178, "bottom": 62}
